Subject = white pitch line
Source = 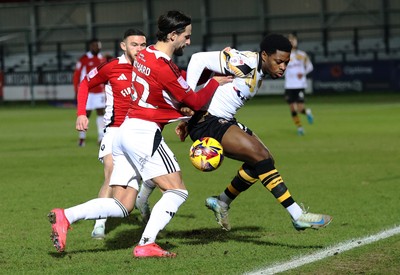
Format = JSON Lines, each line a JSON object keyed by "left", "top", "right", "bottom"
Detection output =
{"left": 246, "top": 225, "right": 400, "bottom": 275}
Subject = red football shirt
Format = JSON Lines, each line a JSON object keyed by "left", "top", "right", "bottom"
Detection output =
{"left": 127, "top": 46, "right": 219, "bottom": 129}
{"left": 76, "top": 54, "right": 133, "bottom": 128}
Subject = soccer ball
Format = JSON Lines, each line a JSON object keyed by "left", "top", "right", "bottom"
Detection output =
{"left": 189, "top": 137, "right": 224, "bottom": 172}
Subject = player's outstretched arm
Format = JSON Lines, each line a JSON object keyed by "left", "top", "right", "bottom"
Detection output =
{"left": 212, "top": 75, "right": 233, "bottom": 85}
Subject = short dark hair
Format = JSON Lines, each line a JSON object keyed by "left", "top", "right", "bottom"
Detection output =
{"left": 156, "top": 10, "right": 191, "bottom": 42}
{"left": 123, "top": 28, "right": 146, "bottom": 40}
{"left": 259, "top": 34, "right": 292, "bottom": 55}
{"left": 88, "top": 38, "right": 100, "bottom": 44}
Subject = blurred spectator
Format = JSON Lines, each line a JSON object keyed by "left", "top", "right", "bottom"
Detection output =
{"left": 73, "top": 38, "right": 106, "bottom": 146}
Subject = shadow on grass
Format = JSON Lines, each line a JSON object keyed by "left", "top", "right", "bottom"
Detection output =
{"left": 165, "top": 226, "right": 324, "bottom": 249}
{"left": 48, "top": 214, "right": 322, "bottom": 257}
{"left": 105, "top": 214, "right": 145, "bottom": 233}
{"left": 105, "top": 225, "right": 323, "bottom": 251}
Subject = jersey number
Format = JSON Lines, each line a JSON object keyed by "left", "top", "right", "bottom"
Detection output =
{"left": 131, "top": 71, "right": 156, "bottom": 109}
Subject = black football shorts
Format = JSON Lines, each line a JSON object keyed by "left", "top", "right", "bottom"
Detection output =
{"left": 188, "top": 112, "right": 252, "bottom": 143}
{"left": 284, "top": 88, "right": 305, "bottom": 104}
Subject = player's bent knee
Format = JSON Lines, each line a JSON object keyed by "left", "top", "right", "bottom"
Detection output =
{"left": 112, "top": 187, "right": 137, "bottom": 213}
{"left": 251, "top": 146, "right": 271, "bottom": 161}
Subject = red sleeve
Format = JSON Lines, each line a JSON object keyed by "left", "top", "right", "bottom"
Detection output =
{"left": 76, "top": 60, "right": 113, "bottom": 116}
{"left": 76, "top": 79, "right": 89, "bottom": 116}
{"left": 72, "top": 65, "right": 81, "bottom": 94}
{"left": 158, "top": 60, "right": 219, "bottom": 111}
{"left": 181, "top": 80, "right": 219, "bottom": 110}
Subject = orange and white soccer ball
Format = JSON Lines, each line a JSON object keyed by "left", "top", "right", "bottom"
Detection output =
{"left": 189, "top": 137, "right": 224, "bottom": 172}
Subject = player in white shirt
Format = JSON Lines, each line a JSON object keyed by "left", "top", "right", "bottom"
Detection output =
{"left": 187, "top": 50, "right": 265, "bottom": 120}
{"left": 284, "top": 33, "right": 314, "bottom": 135}
{"left": 137, "top": 34, "right": 332, "bottom": 233}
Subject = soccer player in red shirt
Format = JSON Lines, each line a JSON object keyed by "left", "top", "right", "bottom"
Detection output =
{"left": 48, "top": 11, "right": 232, "bottom": 257}
{"left": 73, "top": 38, "right": 106, "bottom": 146}
{"left": 75, "top": 29, "right": 147, "bottom": 239}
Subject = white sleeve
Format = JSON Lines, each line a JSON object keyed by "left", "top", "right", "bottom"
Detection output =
{"left": 186, "top": 51, "right": 223, "bottom": 90}
{"left": 305, "top": 54, "right": 313, "bottom": 75}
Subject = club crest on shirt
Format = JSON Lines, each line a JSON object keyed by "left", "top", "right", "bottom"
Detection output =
{"left": 229, "top": 56, "right": 244, "bottom": 66}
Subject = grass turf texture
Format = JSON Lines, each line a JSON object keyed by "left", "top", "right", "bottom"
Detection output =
{"left": 0, "top": 92, "right": 399, "bottom": 274}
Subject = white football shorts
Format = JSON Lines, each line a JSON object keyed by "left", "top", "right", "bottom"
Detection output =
{"left": 86, "top": 92, "right": 105, "bottom": 110}
{"left": 111, "top": 118, "right": 181, "bottom": 183}
{"left": 98, "top": 126, "right": 118, "bottom": 160}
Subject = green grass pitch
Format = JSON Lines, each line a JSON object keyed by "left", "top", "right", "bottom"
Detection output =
{"left": 0, "top": 92, "right": 399, "bottom": 274}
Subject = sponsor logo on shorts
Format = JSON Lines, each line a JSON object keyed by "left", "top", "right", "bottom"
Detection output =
{"left": 139, "top": 156, "right": 149, "bottom": 172}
